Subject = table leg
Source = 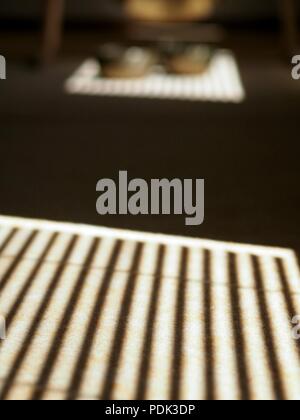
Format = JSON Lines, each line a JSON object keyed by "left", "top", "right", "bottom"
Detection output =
{"left": 41, "top": 0, "right": 65, "bottom": 65}
{"left": 279, "top": 0, "right": 298, "bottom": 57}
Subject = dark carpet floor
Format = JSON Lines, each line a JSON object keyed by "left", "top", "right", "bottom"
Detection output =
{"left": 0, "top": 53, "right": 300, "bottom": 250}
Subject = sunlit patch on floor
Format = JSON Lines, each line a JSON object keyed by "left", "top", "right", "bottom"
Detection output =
{"left": 0, "top": 216, "right": 299, "bottom": 400}
{"left": 65, "top": 50, "right": 245, "bottom": 103}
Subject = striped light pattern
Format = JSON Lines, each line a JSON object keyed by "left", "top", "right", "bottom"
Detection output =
{"left": 0, "top": 216, "right": 299, "bottom": 400}
{"left": 65, "top": 50, "right": 245, "bottom": 103}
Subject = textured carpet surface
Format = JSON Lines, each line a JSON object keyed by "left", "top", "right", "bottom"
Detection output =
{"left": 0, "top": 55, "right": 299, "bottom": 250}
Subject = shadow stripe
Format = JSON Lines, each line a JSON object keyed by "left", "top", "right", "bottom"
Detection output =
{"left": 6, "top": 233, "right": 59, "bottom": 328}
{"left": 66, "top": 240, "right": 123, "bottom": 400}
{"left": 170, "top": 247, "right": 189, "bottom": 400}
{"left": 251, "top": 255, "right": 286, "bottom": 400}
{"left": 296, "top": 252, "right": 300, "bottom": 273}
{"left": 228, "top": 252, "right": 251, "bottom": 400}
{"left": 32, "top": 237, "right": 101, "bottom": 400}
{"left": 203, "top": 249, "right": 215, "bottom": 400}
{"left": 276, "top": 257, "right": 300, "bottom": 358}
{"left": 0, "top": 230, "right": 38, "bottom": 294}
{"left": 100, "top": 242, "right": 144, "bottom": 400}
{"left": 0, "top": 228, "right": 18, "bottom": 256}
{"left": 0, "top": 235, "right": 78, "bottom": 401}
{"left": 135, "top": 245, "right": 166, "bottom": 400}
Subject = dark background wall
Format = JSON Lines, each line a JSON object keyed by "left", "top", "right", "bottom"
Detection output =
{"left": 0, "top": 0, "right": 288, "bottom": 22}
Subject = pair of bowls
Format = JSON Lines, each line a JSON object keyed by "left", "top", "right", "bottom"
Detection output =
{"left": 98, "top": 43, "right": 213, "bottom": 79}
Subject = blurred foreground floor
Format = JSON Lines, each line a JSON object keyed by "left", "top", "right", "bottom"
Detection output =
{"left": 0, "top": 216, "right": 300, "bottom": 400}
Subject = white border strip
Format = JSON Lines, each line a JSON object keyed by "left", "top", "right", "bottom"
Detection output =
{"left": 0, "top": 215, "right": 293, "bottom": 258}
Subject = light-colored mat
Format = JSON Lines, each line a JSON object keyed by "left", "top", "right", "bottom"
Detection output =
{"left": 65, "top": 50, "right": 245, "bottom": 103}
{"left": 0, "top": 216, "right": 299, "bottom": 400}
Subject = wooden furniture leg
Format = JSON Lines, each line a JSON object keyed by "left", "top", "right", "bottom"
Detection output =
{"left": 279, "top": 0, "right": 298, "bottom": 57}
{"left": 41, "top": 0, "right": 65, "bottom": 65}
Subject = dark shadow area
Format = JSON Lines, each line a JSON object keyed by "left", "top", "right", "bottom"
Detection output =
{"left": 0, "top": 1, "right": 300, "bottom": 250}
{"left": 1, "top": 55, "right": 300, "bottom": 250}
{"left": 251, "top": 255, "right": 286, "bottom": 400}
{"left": 171, "top": 247, "right": 188, "bottom": 400}
{"left": 228, "top": 252, "right": 250, "bottom": 400}
{"left": 203, "top": 249, "right": 215, "bottom": 400}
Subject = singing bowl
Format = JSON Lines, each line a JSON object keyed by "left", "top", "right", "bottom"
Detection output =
{"left": 124, "top": 0, "right": 215, "bottom": 21}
